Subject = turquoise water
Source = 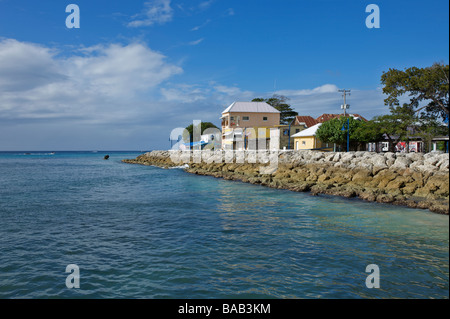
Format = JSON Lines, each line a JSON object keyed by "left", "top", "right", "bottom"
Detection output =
{"left": 0, "top": 151, "right": 448, "bottom": 299}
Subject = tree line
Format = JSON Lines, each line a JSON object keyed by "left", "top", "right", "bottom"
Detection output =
{"left": 317, "top": 62, "right": 449, "bottom": 152}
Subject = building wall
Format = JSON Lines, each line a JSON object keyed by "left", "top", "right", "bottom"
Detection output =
{"left": 222, "top": 112, "right": 280, "bottom": 129}
{"left": 279, "top": 125, "right": 306, "bottom": 149}
{"left": 293, "top": 137, "right": 333, "bottom": 151}
{"left": 294, "top": 136, "right": 318, "bottom": 150}
{"left": 221, "top": 112, "right": 280, "bottom": 150}
{"left": 224, "top": 124, "right": 313, "bottom": 150}
{"left": 222, "top": 126, "right": 282, "bottom": 150}
{"left": 367, "top": 141, "right": 426, "bottom": 153}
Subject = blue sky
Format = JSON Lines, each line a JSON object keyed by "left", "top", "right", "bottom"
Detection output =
{"left": 0, "top": 0, "right": 448, "bottom": 150}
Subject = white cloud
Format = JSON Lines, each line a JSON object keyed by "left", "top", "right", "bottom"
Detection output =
{"left": 276, "top": 84, "right": 339, "bottom": 97}
{"left": 67, "top": 43, "right": 182, "bottom": 96}
{"left": 188, "top": 38, "right": 204, "bottom": 46}
{"left": 161, "top": 84, "right": 209, "bottom": 103}
{"left": 273, "top": 85, "right": 390, "bottom": 120}
{"left": 128, "top": 0, "right": 173, "bottom": 27}
{"left": 198, "top": 0, "right": 215, "bottom": 10}
{"left": 226, "top": 8, "right": 235, "bottom": 16}
{"left": 190, "top": 19, "right": 211, "bottom": 31}
{"left": 0, "top": 39, "right": 182, "bottom": 123}
{"left": 0, "top": 39, "right": 65, "bottom": 93}
{"left": 161, "top": 83, "right": 254, "bottom": 108}
{"left": 213, "top": 85, "right": 241, "bottom": 96}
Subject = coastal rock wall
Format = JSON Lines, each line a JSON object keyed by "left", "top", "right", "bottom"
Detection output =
{"left": 123, "top": 150, "right": 449, "bottom": 214}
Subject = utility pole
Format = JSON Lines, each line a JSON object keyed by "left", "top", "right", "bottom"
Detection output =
{"left": 338, "top": 89, "right": 351, "bottom": 116}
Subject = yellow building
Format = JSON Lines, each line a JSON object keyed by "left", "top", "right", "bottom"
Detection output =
{"left": 291, "top": 123, "right": 333, "bottom": 151}
{"left": 221, "top": 102, "right": 281, "bottom": 150}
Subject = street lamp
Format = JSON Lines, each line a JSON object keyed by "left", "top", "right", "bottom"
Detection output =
{"left": 341, "top": 117, "right": 350, "bottom": 152}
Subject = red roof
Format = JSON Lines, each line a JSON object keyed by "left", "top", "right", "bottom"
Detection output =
{"left": 315, "top": 113, "right": 368, "bottom": 123}
{"left": 293, "top": 116, "right": 318, "bottom": 127}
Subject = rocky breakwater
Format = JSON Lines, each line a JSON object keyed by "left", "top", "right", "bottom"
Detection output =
{"left": 123, "top": 150, "right": 449, "bottom": 215}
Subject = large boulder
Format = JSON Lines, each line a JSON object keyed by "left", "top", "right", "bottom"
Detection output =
{"left": 424, "top": 154, "right": 440, "bottom": 166}
{"left": 351, "top": 169, "right": 373, "bottom": 184}
{"left": 384, "top": 152, "right": 396, "bottom": 167}
{"left": 406, "top": 152, "right": 424, "bottom": 162}
{"left": 391, "top": 157, "right": 412, "bottom": 170}
{"left": 341, "top": 152, "right": 356, "bottom": 163}
{"left": 436, "top": 153, "right": 449, "bottom": 171}
{"left": 332, "top": 153, "right": 342, "bottom": 162}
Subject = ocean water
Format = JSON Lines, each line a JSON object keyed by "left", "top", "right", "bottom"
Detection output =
{"left": 0, "top": 151, "right": 448, "bottom": 299}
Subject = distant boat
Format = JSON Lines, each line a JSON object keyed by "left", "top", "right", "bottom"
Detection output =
{"left": 104, "top": 155, "right": 110, "bottom": 160}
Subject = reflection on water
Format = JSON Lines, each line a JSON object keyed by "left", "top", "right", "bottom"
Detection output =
{"left": 211, "top": 175, "right": 448, "bottom": 298}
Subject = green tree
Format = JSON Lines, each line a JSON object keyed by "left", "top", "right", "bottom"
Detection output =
{"left": 368, "top": 104, "right": 417, "bottom": 152}
{"left": 381, "top": 62, "right": 449, "bottom": 120}
{"left": 315, "top": 116, "right": 366, "bottom": 151}
{"left": 353, "top": 120, "right": 385, "bottom": 149}
{"left": 252, "top": 94, "right": 298, "bottom": 125}
{"left": 416, "top": 113, "right": 449, "bottom": 152}
{"left": 184, "top": 122, "right": 219, "bottom": 142}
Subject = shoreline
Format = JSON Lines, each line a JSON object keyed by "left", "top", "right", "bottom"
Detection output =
{"left": 123, "top": 150, "right": 449, "bottom": 215}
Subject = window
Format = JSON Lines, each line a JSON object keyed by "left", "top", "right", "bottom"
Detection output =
{"left": 295, "top": 129, "right": 300, "bottom": 133}
{"left": 302, "top": 141, "right": 306, "bottom": 145}
{"left": 263, "top": 116, "right": 268, "bottom": 121}
{"left": 243, "top": 116, "right": 250, "bottom": 121}
{"left": 230, "top": 116, "right": 235, "bottom": 121}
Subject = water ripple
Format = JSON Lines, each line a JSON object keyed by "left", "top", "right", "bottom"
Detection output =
{"left": 0, "top": 152, "right": 448, "bottom": 298}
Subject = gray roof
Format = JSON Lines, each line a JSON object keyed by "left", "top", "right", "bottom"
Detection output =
{"left": 222, "top": 102, "right": 281, "bottom": 114}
